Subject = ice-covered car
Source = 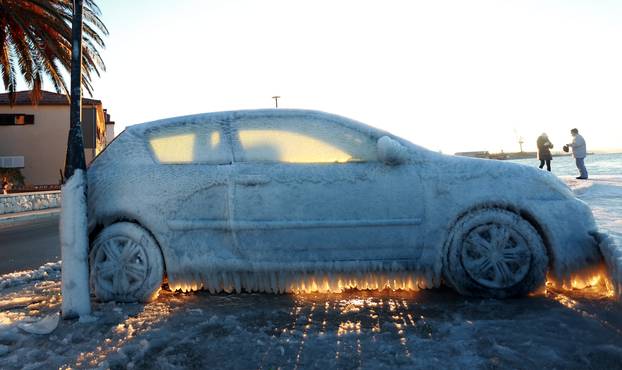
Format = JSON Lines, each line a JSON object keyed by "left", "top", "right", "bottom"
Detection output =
{"left": 87, "top": 109, "right": 602, "bottom": 302}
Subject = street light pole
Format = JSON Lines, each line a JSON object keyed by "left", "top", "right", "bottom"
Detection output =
{"left": 272, "top": 95, "right": 280, "bottom": 108}
{"left": 64, "top": 0, "right": 86, "bottom": 181}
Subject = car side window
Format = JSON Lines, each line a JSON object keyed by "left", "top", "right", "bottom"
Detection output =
{"left": 147, "top": 123, "right": 232, "bottom": 164}
{"left": 231, "top": 116, "right": 377, "bottom": 163}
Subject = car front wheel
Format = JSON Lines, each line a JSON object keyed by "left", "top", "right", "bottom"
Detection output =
{"left": 90, "top": 222, "right": 164, "bottom": 302}
{"left": 443, "top": 209, "right": 548, "bottom": 298}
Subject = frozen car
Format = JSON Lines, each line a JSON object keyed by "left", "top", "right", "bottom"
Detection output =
{"left": 87, "top": 109, "right": 602, "bottom": 302}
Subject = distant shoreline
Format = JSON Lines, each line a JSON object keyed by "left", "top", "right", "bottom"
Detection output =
{"left": 453, "top": 151, "right": 607, "bottom": 160}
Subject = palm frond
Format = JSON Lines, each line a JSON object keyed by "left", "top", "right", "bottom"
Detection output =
{"left": 0, "top": 0, "right": 107, "bottom": 102}
{"left": 0, "top": 26, "right": 17, "bottom": 104}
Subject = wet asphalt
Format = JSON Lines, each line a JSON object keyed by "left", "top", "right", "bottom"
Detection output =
{"left": 0, "top": 215, "right": 60, "bottom": 275}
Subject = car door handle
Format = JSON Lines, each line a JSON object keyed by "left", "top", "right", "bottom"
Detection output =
{"left": 234, "top": 175, "right": 271, "bottom": 186}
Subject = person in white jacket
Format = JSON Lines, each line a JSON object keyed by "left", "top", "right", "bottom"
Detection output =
{"left": 565, "top": 128, "right": 588, "bottom": 179}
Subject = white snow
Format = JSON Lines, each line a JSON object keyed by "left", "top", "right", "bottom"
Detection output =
{"left": 0, "top": 262, "right": 60, "bottom": 290}
{"left": 60, "top": 169, "right": 91, "bottom": 319}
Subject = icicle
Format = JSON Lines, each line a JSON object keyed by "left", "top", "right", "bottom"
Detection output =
{"left": 165, "top": 261, "right": 438, "bottom": 295}
{"left": 208, "top": 274, "right": 217, "bottom": 294}
{"left": 233, "top": 272, "right": 242, "bottom": 293}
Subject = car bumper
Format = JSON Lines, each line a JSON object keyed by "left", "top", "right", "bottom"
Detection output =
{"left": 526, "top": 198, "right": 602, "bottom": 284}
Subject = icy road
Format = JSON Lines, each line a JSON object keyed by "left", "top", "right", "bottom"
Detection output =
{"left": 0, "top": 176, "right": 621, "bottom": 369}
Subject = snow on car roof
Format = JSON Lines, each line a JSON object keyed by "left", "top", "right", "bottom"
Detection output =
{"left": 125, "top": 109, "right": 390, "bottom": 140}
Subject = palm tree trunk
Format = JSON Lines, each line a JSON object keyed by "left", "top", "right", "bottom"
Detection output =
{"left": 64, "top": 0, "right": 86, "bottom": 180}
{"left": 61, "top": 0, "right": 91, "bottom": 320}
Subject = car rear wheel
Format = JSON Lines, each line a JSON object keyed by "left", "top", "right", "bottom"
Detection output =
{"left": 90, "top": 222, "right": 164, "bottom": 302}
{"left": 443, "top": 209, "right": 548, "bottom": 298}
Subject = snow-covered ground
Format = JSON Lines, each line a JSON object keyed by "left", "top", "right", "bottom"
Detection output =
{"left": 1, "top": 176, "right": 621, "bottom": 369}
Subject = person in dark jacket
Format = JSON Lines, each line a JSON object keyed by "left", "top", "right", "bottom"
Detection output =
{"left": 536, "top": 133, "right": 554, "bottom": 171}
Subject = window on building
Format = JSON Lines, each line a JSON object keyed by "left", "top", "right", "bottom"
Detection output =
{"left": 0, "top": 114, "right": 34, "bottom": 125}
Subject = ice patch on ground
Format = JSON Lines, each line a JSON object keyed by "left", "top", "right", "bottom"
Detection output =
{"left": 17, "top": 312, "right": 59, "bottom": 335}
{"left": 0, "top": 262, "right": 61, "bottom": 290}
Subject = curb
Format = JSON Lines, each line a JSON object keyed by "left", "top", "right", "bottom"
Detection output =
{"left": 0, "top": 208, "right": 61, "bottom": 225}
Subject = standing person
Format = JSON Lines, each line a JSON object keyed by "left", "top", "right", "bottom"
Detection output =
{"left": 564, "top": 128, "right": 588, "bottom": 180}
{"left": 536, "top": 133, "right": 554, "bottom": 171}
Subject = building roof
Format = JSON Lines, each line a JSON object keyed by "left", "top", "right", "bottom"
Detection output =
{"left": 0, "top": 90, "right": 101, "bottom": 106}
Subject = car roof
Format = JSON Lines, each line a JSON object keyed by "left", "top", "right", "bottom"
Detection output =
{"left": 125, "top": 109, "right": 393, "bottom": 139}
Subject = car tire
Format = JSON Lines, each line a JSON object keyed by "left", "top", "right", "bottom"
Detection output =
{"left": 443, "top": 209, "right": 548, "bottom": 298}
{"left": 90, "top": 222, "right": 164, "bottom": 302}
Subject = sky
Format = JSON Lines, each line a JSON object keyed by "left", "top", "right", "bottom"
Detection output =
{"left": 28, "top": 0, "right": 622, "bottom": 153}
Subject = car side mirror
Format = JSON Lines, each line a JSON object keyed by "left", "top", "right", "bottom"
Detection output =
{"left": 377, "top": 136, "right": 409, "bottom": 165}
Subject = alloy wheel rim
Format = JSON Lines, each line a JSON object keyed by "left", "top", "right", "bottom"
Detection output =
{"left": 460, "top": 223, "right": 532, "bottom": 289}
{"left": 93, "top": 236, "right": 148, "bottom": 295}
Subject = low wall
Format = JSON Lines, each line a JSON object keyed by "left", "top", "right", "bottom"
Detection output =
{"left": 0, "top": 191, "right": 61, "bottom": 215}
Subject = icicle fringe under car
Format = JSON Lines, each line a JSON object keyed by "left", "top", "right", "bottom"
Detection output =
{"left": 167, "top": 264, "right": 441, "bottom": 294}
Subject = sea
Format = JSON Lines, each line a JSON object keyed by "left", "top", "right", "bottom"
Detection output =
{"left": 508, "top": 152, "right": 622, "bottom": 177}
{"left": 509, "top": 152, "right": 622, "bottom": 244}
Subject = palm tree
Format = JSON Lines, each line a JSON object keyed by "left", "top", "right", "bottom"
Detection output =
{"left": 0, "top": 0, "right": 107, "bottom": 104}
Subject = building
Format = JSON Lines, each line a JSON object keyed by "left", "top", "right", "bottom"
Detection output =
{"left": 104, "top": 109, "right": 116, "bottom": 146}
{"left": 0, "top": 90, "right": 112, "bottom": 186}
{"left": 454, "top": 151, "right": 490, "bottom": 159}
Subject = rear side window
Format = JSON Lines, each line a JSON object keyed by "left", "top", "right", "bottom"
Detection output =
{"left": 148, "top": 123, "right": 232, "bottom": 164}
{"left": 232, "top": 116, "right": 377, "bottom": 163}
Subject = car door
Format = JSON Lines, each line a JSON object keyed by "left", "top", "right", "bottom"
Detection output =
{"left": 229, "top": 112, "right": 425, "bottom": 265}
{"left": 145, "top": 118, "right": 237, "bottom": 281}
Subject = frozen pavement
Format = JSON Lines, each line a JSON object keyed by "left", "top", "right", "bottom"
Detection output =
{"left": 0, "top": 177, "right": 621, "bottom": 369}
{"left": 0, "top": 272, "right": 620, "bottom": 369}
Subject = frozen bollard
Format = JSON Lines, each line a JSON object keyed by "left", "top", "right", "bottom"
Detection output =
{"left": 60, "top": 169, "right": 92, "bottom": 319}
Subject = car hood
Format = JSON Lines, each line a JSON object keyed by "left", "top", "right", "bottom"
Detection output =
{"left": 425, "top": 154, "right": 575, "bottom": 202}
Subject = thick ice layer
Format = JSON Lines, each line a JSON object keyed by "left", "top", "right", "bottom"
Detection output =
{"left": 554, "top": 177, "right": 622, "bottom": 299}
{"left": 17, "top": 312, "right": 59, "bottom": 335}
{"left": 60, "top": 170, "right": 91, "bottom": 319}
{"left": 87, "top": 109, "right": 605, "bottom": 301}
{"left": 594, "top": 232, "right": 622, "bottom": 300}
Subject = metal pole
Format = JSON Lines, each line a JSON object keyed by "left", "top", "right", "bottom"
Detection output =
{"left": 272, "top": 95, "right": 280, "bottom": 108}
{"left": 64, "top": 0, "right": 86, "bottom": 181}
